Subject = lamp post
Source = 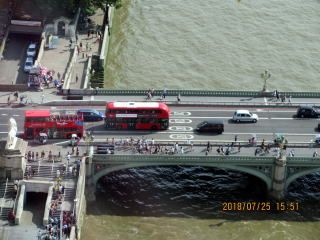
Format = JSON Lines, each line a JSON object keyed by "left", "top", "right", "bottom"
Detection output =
{"left": 261, "top": 69, "right": 271, "bottom": 92}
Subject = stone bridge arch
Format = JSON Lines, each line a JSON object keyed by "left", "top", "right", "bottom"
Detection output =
{"left": 92, "top": 162, "right": 273, "bottom": 190}
{"left": 285, "top": 167, "right": 320, "bottom": 190}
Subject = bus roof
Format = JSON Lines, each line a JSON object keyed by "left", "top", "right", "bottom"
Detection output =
{"left": 25, "top": 110, "right": 78, "bottom": 117}
{"left": 25, "top": 110, "right": 51, "bottom": 117}
{"left": 107, "top": 102, "right": 161, "bottom": 109}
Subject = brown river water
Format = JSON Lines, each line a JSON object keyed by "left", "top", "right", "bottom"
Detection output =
{"left": 83, "top": 1, "right": 320, "bottom": 239}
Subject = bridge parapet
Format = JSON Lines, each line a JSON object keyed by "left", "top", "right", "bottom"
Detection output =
{"left": 61, "top": 89, "right": 320, "bottom": 98}
{"left": 88, "top": 154, "right": 320, "bottom": 200}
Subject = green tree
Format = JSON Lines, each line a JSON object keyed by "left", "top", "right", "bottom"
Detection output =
{"left": 92, "top": 0, "right": 122, "bottom": 11}
{"left": 79, "top": 0, "right": 122, "bottom": 13}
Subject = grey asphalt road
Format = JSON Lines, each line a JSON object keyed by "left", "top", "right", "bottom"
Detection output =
{"left": 1, "top": 106, "right": 320, "bottom": 144}
{"left": 0, "top": 33, "right": 39, "bottom": 84}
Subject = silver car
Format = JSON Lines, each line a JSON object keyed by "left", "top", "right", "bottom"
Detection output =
{"left": 24, "top": 57, "right": 34, "bottom": 72}
{"left": 26, "top": 43, "right": 37, "bottom": 57}
{"left": 233, "top": 110, "right": 258, "bottom": 123}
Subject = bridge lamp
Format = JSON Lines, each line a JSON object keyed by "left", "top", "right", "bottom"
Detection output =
{"left": 261, "top": 69, "right": 271, "bottom": 92}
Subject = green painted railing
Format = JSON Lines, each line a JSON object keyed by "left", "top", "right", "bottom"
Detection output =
{"left": 70, "top": 89, "right": 320, "bottom": 98}
{"left": 92, "top": 154, "right": 274, "bottom": 163}
{"left": 94, "top": 89, "right": 262, "bottom": 97}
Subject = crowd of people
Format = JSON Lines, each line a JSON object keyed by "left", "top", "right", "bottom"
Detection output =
{"left": 26, "top": 150, "right": 63, "bottom": 162}
{"left": 103, "top": 136, "right": 320, "bottom": 158}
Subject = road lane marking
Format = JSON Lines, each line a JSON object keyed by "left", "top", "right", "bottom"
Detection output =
{"left": 169, "top": 134, "right": 194, "bottom": 140}
{"left": 0, "top": 131, "right": 23, "bottom": 134}
{"left": 170, "top": 112, "right": 191, "bottom": 116}
{"left": 169, "top": 119, "right": 192, "bottom": 123}
{"left": 169, "top": 126, "right": 193, "bottom": 131}
{"left": 1, "top": 114, "right": 7, "bottom": 116}
{"left": 12, "top": 115, "right": 20, "bottom": 117}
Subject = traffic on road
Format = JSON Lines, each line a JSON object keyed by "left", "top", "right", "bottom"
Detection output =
{"left": 0, "top": 104, "right": 320, "bottom": 144}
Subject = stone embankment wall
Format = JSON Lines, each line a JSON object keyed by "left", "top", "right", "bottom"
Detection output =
{"left": 99, "top": 6, "right": 114, "bottom": 68}
{"left": 71, "top": 156, "right": 87, "bottom": 240}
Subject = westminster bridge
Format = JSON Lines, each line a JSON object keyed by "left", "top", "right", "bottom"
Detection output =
{"left": 85, "top": 152, "right": 320, "bottom": 200}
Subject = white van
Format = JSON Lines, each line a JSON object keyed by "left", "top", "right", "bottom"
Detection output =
{"left": 233, "top": 110, "right": 258, "bottom": 123}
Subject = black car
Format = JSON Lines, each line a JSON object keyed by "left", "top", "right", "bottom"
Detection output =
{"left": 296, "top": 106, "right": 320, "bottom": 118}
{"left": 196, "top": 120, "right": 224, "bottom": 134}
{"left": 77, "top": 109, "right": 104, "bottom": 121}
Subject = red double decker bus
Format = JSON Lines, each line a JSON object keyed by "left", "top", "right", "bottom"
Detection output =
{"left": 105, "top": 102, "right": 170, "bottom": 130}
{"left": 24, "top": 110, "right": 84, "bottom": 139}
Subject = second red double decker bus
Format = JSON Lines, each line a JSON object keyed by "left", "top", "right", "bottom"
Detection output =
{"left": 24, "top": 110, "right": 84, "bottom": 139}
{"left": 105, "top": 102, "right": 170, "bottom": 130}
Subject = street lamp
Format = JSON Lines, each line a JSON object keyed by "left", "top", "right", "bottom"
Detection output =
{"left": 261, "top": 69, "right": 271, "bottom": 92}
{"left": 85, "top": 131, "right": 94, "bottom": 155}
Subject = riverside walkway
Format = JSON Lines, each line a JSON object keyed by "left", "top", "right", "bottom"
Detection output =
{"left": 2, "top": 89, "right": 320, "bottom": 107}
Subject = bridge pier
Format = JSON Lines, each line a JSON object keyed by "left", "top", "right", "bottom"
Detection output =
{"left": 269, "top": 150, "right": 286, "bottom": 200}
{"left": 85, "top": 182, "right": 96, "bottom": 202}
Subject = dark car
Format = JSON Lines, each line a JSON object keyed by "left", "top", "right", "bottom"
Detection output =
{"left": 196, "top": 120, "right": 224, "bottom": 134}
{"left": 296, "top": 106, "right": 320, "bottom": 118}
{"left": 77, "top": 109, "right": 104, "bottom": 121}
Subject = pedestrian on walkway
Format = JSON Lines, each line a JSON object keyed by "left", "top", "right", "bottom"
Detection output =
{"left": 162, "top": 88, "right": 167, "bottom": 99}
{"left": 14, "top": 91, "right": 18, "bottom": 101}
{"left": 87, "top": 30, "right": 90, "bottom": 38}
{"left": 177, "top": 93, "right": 181, "bottom": 102}
{"left": 234, "top": 135, "right": 238, "bottom": 142}
{"left": 7, "top": 95, "right": 10, "bottom": 105}
{"left": 76, "top": 75, "right": 79, "bottom": 83}
{"left": 67, "top": 152, "right": 71, "bottom": 164}
{"left": 57, "top": 72, "right": 61, "bottom": 80}
{"left": 41, "top": 94, "right": 45, "bottom": 104}
{"left": 37, "top": 230, "right": 42, "bottom": 240}
{"left": 313, "top": 150, "right": 318, "bottom": 157}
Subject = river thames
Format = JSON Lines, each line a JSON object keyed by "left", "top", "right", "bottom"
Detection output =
{"left": 83, "top": 1, "right": 320, "bottom": 239}
{"left": 83, "top": 167, "right": 320, "bottom": 240}
{"left": 104, "top": 0, "right": 319, "bottom": 91}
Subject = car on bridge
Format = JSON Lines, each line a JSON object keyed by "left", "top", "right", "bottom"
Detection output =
{"left": 26, "top": 43, "right": 37, "bottom": 57}
{"left": 196, "top": 120, "right": 224, "bottom": 134}
{"left": 77, "top": 109, "right": 104, "bottom": 121}
{"left": 232, "top": 110, "right": 258, "bottom": 123}
{"left": 296, "top": 106, "right": 320, "bottom": 118}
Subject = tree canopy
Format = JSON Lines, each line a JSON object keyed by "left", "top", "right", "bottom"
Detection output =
{"left": 78, "top": 0, "right": 122, "bottom": 13}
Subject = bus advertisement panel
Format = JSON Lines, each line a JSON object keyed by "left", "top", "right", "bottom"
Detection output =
{"left": 24, "top": 110, "right": 84, "bottom": 139}
{"left": 105, "top": 102, "right": 170, "bottom": 130}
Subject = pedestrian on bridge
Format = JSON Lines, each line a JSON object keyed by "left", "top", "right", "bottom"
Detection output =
{"left": 177, "top": 93, "right": 181, "bottom": 102}
{"left": 313, "top": 150, "right": 318, "bottom": 157}
{"left": 162, "top": 88, "right": 167, "bottom": 99}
